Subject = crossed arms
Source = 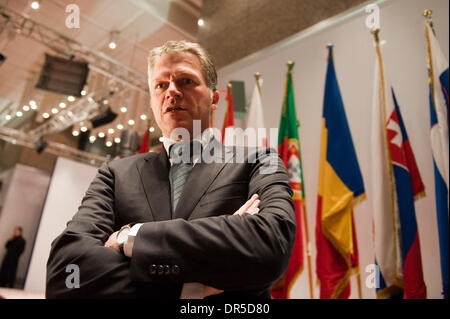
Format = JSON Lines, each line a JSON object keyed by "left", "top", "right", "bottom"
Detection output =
{"left": 46, "top": 149, "right": 296, "bottom": 298}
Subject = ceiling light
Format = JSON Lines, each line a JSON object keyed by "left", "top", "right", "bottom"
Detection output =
{"left": 120, "top": 106, "right": 127, "bottom": 113}
{"left": 5, "top": 114, "right": 12, "bottom": 121}
{"left": 51, "top": 108, "right": 58, "bottom": 114}
{"left": 140, "top": 114, "right": 147, "bottom": 120}
{"left": 30, "top": 1, "right": 40, "bottom": 10}
{"left": 108, "top": 31, "right": 119, "bottom": 50}
{"left": 81, "top": 90, "right": 87, "bottom": 96}
{"left": 23, "top": 105, "right": 30, "bottom": 111}
{"left": 114, "top": 137, "right": 121, "bottom": 143}
{"left": 107, "top": 128, "right": 114, "bottom": 134}
{"left": 149, "top": 127, "right": 155, "bottom": 132}
{"left": 80, "top": 126, "right": 88, "bottom": 132}
{"left": 98, "top": 132, "right": 105, "bottom": 138}
{"left": 67, "top": 96, "right": 75, "bottom": 102}
{"left": 59, "top": 102, "right": 66, "bottom": 108}
{"left": 72, "top": 130, "right": 79, "bottom": 136}
{"left": 197, "top": 18, "right": 204, "bottom": 27}
{"left": 89, "top": 136, "right": 96, "bottom": 143}
{"left": 16, "top": 111, "right": 23, "bottom": 117}
{"left": 30, "top": 104, "right": 38, "bottom": 110}
{"left": 106, "top": 141, "right": 113, "bottom": 147}
{"left": 159, "top": 137, "right": 164, "bottom": 142}
{"left": 128, "top": 119, "right": 135, "bottom": 125}
{"left": 117, "top": 124, "right": 124, "bottom": 130}
{"left": 42, "top": 113, "right": 50, "bottom": 119}
{"left": 29, "top": 100, "right": 36, "bottom": 106}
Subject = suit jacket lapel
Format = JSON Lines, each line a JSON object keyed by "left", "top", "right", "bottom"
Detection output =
{"left": 136, "top": 150, "right": 172, "bottom": 222}
{"left": 173, "top": 140, "right": 235, "bottom": 220}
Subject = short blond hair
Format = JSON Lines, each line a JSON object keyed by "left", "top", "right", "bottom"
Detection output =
{"left": 148, "top": 40, "right": 217, "bottom": 92}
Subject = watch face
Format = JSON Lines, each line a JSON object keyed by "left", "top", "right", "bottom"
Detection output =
{"left": 116, "top": 228, "right": 129, "bottom": 245}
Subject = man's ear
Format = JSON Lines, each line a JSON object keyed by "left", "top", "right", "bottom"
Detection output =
{"left": 211, "top": 90, "right": 220, "bottom": 110}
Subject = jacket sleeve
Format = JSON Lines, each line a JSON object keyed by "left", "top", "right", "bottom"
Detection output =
{"left": 130, "top": 149, "right": 296, "bottom": 291}
{"left": 45, "top": 162, "right": 181, "bottom": 299}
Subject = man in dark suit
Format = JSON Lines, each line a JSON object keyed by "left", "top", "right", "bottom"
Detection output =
{"left": 0, "top": 226, "right": 26, "bottom": 288}
{"left": 46, "top": 40, "right": 296, "bottom": 299}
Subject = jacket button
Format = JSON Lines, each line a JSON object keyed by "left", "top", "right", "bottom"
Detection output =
{"left": 164, "top": 265, "right": 170, "bottom": 275}
{"left": 172, "top": 265, "right": 180, "bottom": 275}
{"left": 157, "top": 265, "right": 164, "bottom": 275}
{"left": 149, "top": 264, "right": 157, "bottom": 275}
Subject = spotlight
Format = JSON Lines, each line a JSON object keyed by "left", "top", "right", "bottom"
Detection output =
{"left": 23, "top": 105, "right": 30, "bottom": 111}
{"left": 89, "top": 136, "right": 96, "bottom": 143}
{"left": 67, "top": 96, "right": 75, "bottom": 102}
{"left": 128, "top": 119, "right": 135, "bottom": 125}
{"left": 42, "top": 113, "right": 50, "bottom": 119}
{"left": 107, "top": 128, "right": 114, "bottom": 134}
{"left": 120, "top": 106, "right": 127, "bottom": 113}
{"left": 59, "top": 102, "right": 66, "bottom": 108}
{"left": 197, "top": 18, "right": 204, "bottom": 26}
{"left": 114, "top": 137, "right": 121, "bottom": 144}
{"left": 30, "top": 104, "right": 38, "bottom": 110}
{"left": 72, "top": 130, "right": 79, "bottom": 136}
{"left": 31, "top": 1, "right": 40, "bottom": 10}
{"left": 140, "top": 114, "right": 147, "bottom": 120}
{"left": 106, "top": 141, "right": 113, "bottom": 147}
{"left": 149, "top": 127, "right": 155, "bottom": 132}
{"left": 80, "top": 126, "right": 88, "bottom": 132}
{"left": 16, "top": 111, "right": 23, "bottom": 117}
{"left": 35, "top": 137, "right": 48, "bottom": 154}
{"left": 51, "top": 108, "right": 58, "bottom": 114}
{"left": 108, "top": 31, "right": 119, "bottom": 50}
{"left": 117, "top": 124, "right": 124, "bottom": 130}
{"left": 98, "top": 132, "right": 105, "bottom": 138}
{"left": 5, "top": 114, "right": 12, "bottom": 121}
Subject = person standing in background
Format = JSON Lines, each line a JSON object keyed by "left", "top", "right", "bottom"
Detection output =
{"left": 0, "top": 226, "right": 26, "bottom": 288}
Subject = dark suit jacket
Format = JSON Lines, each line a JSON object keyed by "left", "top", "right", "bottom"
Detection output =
{"left": 46, "top": 140, "right": 296, "bottom": 298}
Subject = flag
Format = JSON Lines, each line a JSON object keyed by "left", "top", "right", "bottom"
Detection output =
{"left": 270, "top": 61, "right": 305, "bottom": 299}
{"left": 221, "top": 84, "right": 235, "bottom": 146}
{"left": 139, "top": 127, "right": 150, "bottom": 153}
{"left": 244, "top": 75, "right": 267, "bottom": 147}
{"left": 372, "top": 37, "right": 427, "bottom": 299}
{"left": 425, "top": 22, "right": 449, "bottom": 299}
{"left": 315, "top": 45, "right": 365, "bottom": 299}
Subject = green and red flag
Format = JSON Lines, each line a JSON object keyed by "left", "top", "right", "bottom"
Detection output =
{"left": 271, "top": 62, "right": 307, "bottom": 299}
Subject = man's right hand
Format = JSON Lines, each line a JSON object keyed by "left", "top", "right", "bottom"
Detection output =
{"left": 233, "top": 194, "right": 260, "bottom": 216}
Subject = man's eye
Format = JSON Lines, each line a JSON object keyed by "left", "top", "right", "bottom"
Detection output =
{"left": 183, "top": 79, "right": 194, "bottom": 85}
{"left": 155, "top": 83, "right": 165, "bottom": 89}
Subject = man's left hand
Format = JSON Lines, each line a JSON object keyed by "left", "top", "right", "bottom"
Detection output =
{"left": 104, "top": 231, "right": 120, "bottom": 252}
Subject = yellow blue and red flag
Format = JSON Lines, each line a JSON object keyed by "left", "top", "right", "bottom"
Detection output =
{"left": 315, "top": 45, "right": 365, "bottom": 299}
{"left": 425, "top": 21, "right": 449, "bottom": 299}
{"left": 371, "top": 33, "right": 427, "bottom": 299}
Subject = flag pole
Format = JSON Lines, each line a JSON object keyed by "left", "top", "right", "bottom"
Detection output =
{"left": 287, "top": 61, "right": 314, "bottom": 299}
{"left": 254, "top": 72, "right": 262, "bottom": 94}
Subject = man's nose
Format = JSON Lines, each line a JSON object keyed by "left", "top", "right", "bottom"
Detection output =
{"left": 166, "top": 81, "right": 182, "bottom": 100}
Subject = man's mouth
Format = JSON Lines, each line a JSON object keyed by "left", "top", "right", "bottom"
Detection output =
{"left": 165, "top": 106, "right": 185, "bottom": 113}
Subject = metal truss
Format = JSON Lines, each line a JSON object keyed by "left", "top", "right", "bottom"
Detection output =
{"left": 0, "top": 126, "right": 107, "bottom": 167}
{"left": 0, "top": 5, "right": 148, "bottom": 93}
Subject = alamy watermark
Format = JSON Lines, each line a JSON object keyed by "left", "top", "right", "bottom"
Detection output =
{"left": 365, "top": 3, "right": 380, "bottom": 30}
{"left": 169, "top": 120, "right": 279, "bottom": 174}
{"left": 65, "top": 4, "right": 80, "bottom": 29}
{"left": 65, "top": 264, "right": 80, "bottom": 289}
{"left": 365, "top": 263, "right": 381, "bottom": 289}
